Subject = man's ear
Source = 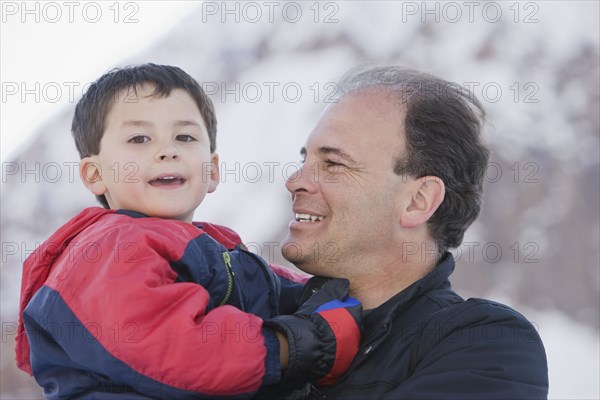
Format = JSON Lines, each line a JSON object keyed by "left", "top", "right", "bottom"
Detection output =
{"left": 400, "top": 176, "right": 445, "bottom": 228}
{"left": 79, "top": 157, "right": 107, "bottom": 196}
{"left": 207, "top": 153, "right": 220, "bottom": 193}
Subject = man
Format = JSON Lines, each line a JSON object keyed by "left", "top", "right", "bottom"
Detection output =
{"left": 277, "top": 66, "right": 549, "bottom": 398}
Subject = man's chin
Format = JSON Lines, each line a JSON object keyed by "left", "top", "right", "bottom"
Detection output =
{"left": 280, "top": 246, "right": 310, "bottom": 273}
{"left": 281, "top": 238, "right": 341, "bottom": 275}
{"left": 281, "top": 238, "right": 300, "bottom": 259}
{"left": 281, "top": 247, "right": 304, "bottom": 268}
{"left": 281, "top": 255, "right": 334, "bottom": 278}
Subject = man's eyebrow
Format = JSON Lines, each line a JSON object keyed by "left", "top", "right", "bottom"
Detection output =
{"left": 300, "top": 146, "right": 358, "bottom": 164}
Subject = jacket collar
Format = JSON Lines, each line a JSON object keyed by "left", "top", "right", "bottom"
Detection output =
{"left": 115, "top": 209, "right": 149, "bottom": 219}
{"left": 115, "top": 209, "right": 243, "bottom": 250}
{"left": 362, "top": 252, "right": 456, "bottom": 343}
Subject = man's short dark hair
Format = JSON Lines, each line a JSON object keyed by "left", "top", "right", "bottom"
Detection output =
{"left": 72, "top": 63, "right": 217, "bottom": 208}
{"left": 338, "top": 66, "right": 490, "bottom": 254}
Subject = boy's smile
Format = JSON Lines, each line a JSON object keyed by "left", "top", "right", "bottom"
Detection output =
{"left": 148, "top": 173, "right": 186, "bottom": 188}
{"left": 79, "top": 84, "right": 219, "bottom": 222}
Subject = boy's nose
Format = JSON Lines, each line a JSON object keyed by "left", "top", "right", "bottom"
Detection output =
{"left": 157, "top": 144, "right": 179, "bottom": 161}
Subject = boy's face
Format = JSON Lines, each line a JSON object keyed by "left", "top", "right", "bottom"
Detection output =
{"left": 80, "top": 84, "right": 219, "bottom": 222}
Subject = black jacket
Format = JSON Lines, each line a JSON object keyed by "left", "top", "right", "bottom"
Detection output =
{"left": 267, "top": 253, "right": 549, "bottom": 399}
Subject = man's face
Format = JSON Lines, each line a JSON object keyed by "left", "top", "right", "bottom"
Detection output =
{"left": 282, "top": 91, "right": 412, "bottom": 277}
{"left": 81, "top": 84, "right": 219, "bottom": 222}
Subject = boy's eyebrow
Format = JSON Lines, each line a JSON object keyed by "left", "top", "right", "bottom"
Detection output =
{"left": 300, "top": 146, "right": 358, "bottom": 164}
{"left": 120, "top": 120, "right": 203, "bottom": 128}
{"left": 121, "top": 120, "right": 152, "bottom": 127}
{"left": 173, "top": 120, "right": 203, "bottom": 128}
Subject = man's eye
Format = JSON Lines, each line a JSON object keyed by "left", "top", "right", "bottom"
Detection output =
{"left": 324, "top": 160, "right": 343, "bottom": 168}
{"left": 128, "top": 135, "right": 149, "bottom": 144}
{"left": 176, "top": 134, "right": 196, "bottom": 142}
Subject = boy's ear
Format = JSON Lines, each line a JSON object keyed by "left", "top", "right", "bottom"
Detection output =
{"left": 399, "top": 176, "right": 445, "bottom": 228}
{"left": 207, "top": 153, "right": 220, "bottom": 193}
{"left": 79, "top": 157, "right": 108, "bottom": 196}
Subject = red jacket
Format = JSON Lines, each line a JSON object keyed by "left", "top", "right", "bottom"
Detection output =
{"left": 16, "top": 207, "right": 308, "bottom": 399}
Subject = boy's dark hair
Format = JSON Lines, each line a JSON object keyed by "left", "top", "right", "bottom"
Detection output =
{"left": 72, "top": 63, "right": 217, "bottom": 208}
{"left": 338, "top": 66, "right": 490, "bottom": 255}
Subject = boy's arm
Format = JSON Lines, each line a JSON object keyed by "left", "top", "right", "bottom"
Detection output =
{"left": 23, "top": 224, "right": 360, "bottom": 399}
{"left": 267, "top": 278, "right": 361, "bottom": 386}
{"left": 268, "top": 263, "right": 310, "bottom": 314}
{"left": 197, "top": 222, "right": 309, "bottom": 315}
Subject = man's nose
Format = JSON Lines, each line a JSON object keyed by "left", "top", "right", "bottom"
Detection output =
{"left": 285, "top": 161, "right": 319, "bottom": 194}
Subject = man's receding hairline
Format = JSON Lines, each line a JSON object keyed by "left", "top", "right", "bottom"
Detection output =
{"left": 337, "top": 86, "right": 410, "bottom": 117}
{"left": 336, "top": 86, "right": 408, "bottom": 136}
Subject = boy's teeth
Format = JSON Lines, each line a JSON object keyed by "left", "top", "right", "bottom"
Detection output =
{"left": 150, "top": 176, "right": 184, "bottom": 185}
{"left": 295, "top": 213, "right": 324, "bottom": 222}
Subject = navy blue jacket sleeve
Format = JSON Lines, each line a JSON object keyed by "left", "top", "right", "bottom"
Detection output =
{"left": 384, "top": 299, "right": 548, "bottom": 399}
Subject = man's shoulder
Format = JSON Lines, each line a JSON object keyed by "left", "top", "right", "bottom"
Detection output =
{"left": 434, "top": 297, "right": 536, "bottom": 326}
{"left": 419, "top": 297, "right": 544, "bottom": 349}
{"left": 405, "top": 296, "right": 548, "bottom": 395}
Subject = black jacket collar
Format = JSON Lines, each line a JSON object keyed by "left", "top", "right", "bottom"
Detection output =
{"left": 362, "top": 252, "right": 456, "bottom": 343}
{"left": 115, "top": 209, "right": 149, "bottom": 219}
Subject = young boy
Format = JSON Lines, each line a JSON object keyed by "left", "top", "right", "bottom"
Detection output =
{"left": 15, "top": 64, "right": 361, "bottom": 399}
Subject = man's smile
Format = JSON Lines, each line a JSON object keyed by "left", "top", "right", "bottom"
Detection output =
{"left": 295, "top": 213, "right": 325, "bottom": 222}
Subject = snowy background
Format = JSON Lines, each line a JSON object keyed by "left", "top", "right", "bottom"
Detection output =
{"left": 1, "top": 1, "right": 599, "bottom": 398}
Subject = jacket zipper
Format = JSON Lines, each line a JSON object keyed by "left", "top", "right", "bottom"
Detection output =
{"left": 219, "top": 252, "right": 234, "bottom": 306}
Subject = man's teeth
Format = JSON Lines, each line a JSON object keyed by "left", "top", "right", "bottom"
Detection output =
{"left": 295, "top": 213, "right": 324, "bottom": 222}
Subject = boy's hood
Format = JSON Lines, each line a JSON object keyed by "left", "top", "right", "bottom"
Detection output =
{"left": 16, "top": 207, "right": 113, "bottom": 375}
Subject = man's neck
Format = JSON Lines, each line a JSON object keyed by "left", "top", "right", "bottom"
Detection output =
{"left": 349, "top": 252, "right": 439, "bottom": 310}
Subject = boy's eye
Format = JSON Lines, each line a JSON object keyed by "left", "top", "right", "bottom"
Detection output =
{"left": 176, "top": 134, "right": 197, "bottom": 142}
{"left": 128, "top": 135, "right": 149, "bottom": 144}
